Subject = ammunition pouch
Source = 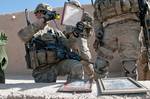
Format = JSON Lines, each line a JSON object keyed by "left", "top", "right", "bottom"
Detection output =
{"left": 36, "top": 49, "right": 60, "bottom": 66}
{"left": 45, "top": 43, "right": 66, "bottom": 60}
{"left": 25, "top": 42, "right": 41, "bottom": 69}
{"left": 25, "top": 43, "right": 64, "bottom": 69}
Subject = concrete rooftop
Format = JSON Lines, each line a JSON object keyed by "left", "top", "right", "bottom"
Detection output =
{"left": 0, "top": 74, "right": 148, "bottom": 99}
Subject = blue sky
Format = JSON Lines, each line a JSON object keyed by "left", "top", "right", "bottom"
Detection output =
{"left": 0, "top": 0, "right": 91, "bottom": 14}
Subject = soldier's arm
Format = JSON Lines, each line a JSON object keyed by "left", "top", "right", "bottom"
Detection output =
{"left": 18, "top": 18, "right": 46, "bottom": 43}
{"left": 83, "top": 18, "right": 93, "bottom": 38}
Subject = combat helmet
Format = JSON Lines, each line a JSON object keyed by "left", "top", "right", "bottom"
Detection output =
{"left": 68, "top": 0, "right": 81, "bottom": 7}
{"left": 34, "top": 3, "right": 52, "bottom": 14}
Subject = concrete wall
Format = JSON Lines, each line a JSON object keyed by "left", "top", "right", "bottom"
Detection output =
{"left": 0, "top": 12, "right": 32, "bottom": 74}
{"left": 0, "top": 4, "right": 122, "bottom": 75}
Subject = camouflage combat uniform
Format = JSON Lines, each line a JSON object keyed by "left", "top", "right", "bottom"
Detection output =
{"left": 0, "top": 39, "right": 8, "bottom": 83}
{"left": 18, "top": 18, "right": 83, "bottom": 83}
{"left": 93, "top": 0, "right": 142, "bottom": 79}
{"left": 137, "top": 45, "right": 150, "bottom": 80}
{"left": 138, "top": 6, "right": 150, "bottom": 80}
{"left": 64, "top": 12, "right": 95, "bottom": 80}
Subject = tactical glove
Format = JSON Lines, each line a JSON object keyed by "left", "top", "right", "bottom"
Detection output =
{"left": 73, "top": 21, "right": 85, "bottom": 37}
{"left": 76, "top": 21, "right": 85, "bottom": 32}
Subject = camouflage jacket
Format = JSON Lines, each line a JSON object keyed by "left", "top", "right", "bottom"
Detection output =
{"left": 18, "top": 21, "right": 69, "bottom": 69}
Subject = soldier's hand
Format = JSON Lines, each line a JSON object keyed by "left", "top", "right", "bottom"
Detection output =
{"left": 72, "top": 22, "right": 84, "bottom": 37}
{"left": 76, "top": 21, "right": 85, "bottom": 32}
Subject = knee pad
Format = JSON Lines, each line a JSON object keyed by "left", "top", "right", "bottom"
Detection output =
{"left": 94, "top": 57, "right": 109, "bottom": 78}
{"left": 68, "top": 61, "right": 83, "bottom": 81}
{"left": 122, "top": 59, "right": 137, "bottom": 80}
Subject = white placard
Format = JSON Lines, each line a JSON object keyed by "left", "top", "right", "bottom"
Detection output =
{"left": 61, "top": 2, "right": 84, "bottom": 26}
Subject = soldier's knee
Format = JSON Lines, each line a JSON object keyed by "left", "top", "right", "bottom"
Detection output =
{"left": 94, "top": 57, "right": 109, "bottom": 78}
{"left": 71, "top": 60, "right": 83, "bottom": 74}
{"left": 67, "top": 60, "right": 83, "bottom": 82}
{"left": 122, "top": 59, "right": 137, "bottom": 80}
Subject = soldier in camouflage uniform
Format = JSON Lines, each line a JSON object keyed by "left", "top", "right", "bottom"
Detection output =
{"left": 0, "top": 32, "right": 8, "bottom": 83}
{"left": 18, "top": 3, "right": 83, "bottom": 83}
{"left": 138, "top": 31, "right": 150, "bottom": 80}
{"left": 93, "top": 0, "right": 142, "bottom": 79}
{"left": 64, "top": 0, "right": 95, "bottom": 80}
{"left": 137, "top": 0, "right": 150, "bottom": 80}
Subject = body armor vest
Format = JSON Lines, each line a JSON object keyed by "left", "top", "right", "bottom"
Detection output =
{"left": 25, "top": 27, "right": 61, "bottom": 69}
{"left": 26, "top": 27, "right": 80, "bottom": 69}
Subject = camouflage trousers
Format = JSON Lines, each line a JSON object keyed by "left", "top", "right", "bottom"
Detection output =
{"left": 94, "top": 21, "right": 140, "bottom": 79}
{"left": 32, "top": 59, "right": 83, "bottom": 83}
{"left": 137, "top": 50, "right": 150, "bottom": 80}
{"left": 68, "top": 37, "right": 95, "bottom": 80}
{"left": 77, "top": 38, "right": 95, "bottom": 80}
{"left": 0, "top": 46, "right": 8, "bottom": 83}
{"left": 137, "top": 62, "right": 150, "bottom": 80}
{"left": 0, "top": 66, "right": 5, "bottom": 83}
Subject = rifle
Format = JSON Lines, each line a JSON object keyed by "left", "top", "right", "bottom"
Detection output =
{"left": 25, "top": 9, "right": 31, "bottom": 25}
{"left": 138, "top": 0, "right": 150, "bottom": 71}
{"left": 91, "top": 0, "right": 94, "bottom": 6}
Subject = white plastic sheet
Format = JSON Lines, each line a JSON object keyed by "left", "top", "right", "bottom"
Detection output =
{"left": 61, "top": 2, "right": 84, "bottom": 26}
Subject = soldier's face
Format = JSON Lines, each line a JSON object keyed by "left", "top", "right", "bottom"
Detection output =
{"left": 35, "top": 12, "right": 44, "bottom": 19}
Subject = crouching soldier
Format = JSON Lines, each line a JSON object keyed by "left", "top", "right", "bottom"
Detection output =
{"left": 18, "top": 3, "right": 83, "bottom": 83}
